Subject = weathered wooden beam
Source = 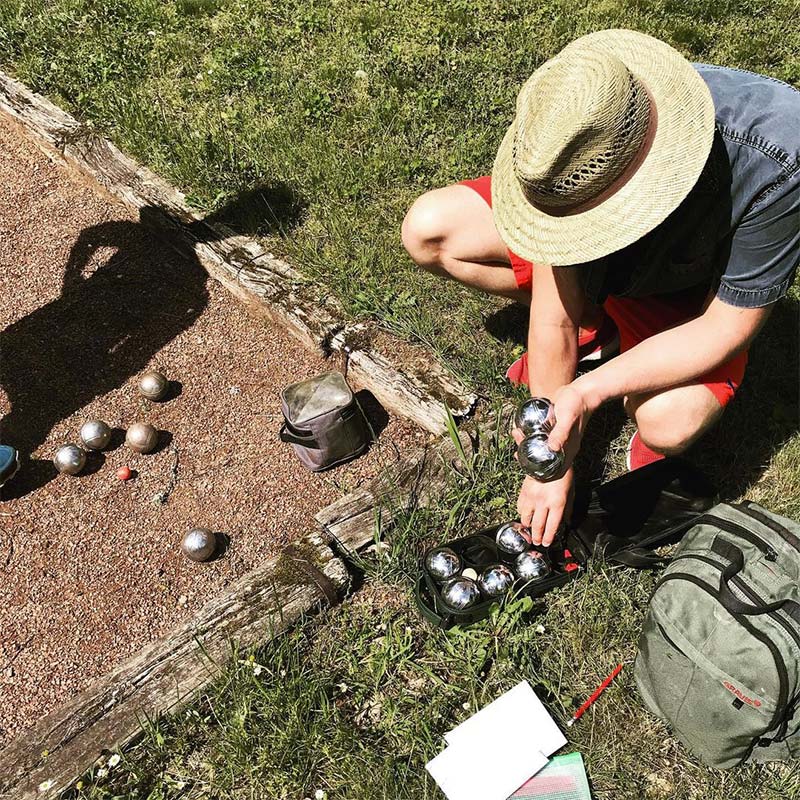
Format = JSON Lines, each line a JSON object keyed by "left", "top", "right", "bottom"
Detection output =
{"left": 0, "top": 71, "right": 477, "bottom": 432}
{"left": 331, "top": 324, "right": 476, "bottom": 434}
{"left": 317, "top": 425, "right": 477, "bottom": 555}
{"left": 0, "top": 533, "right": 349, "bottom": 800}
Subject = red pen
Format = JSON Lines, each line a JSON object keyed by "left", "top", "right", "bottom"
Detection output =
{"left": 566, "top": 662, "right": 624, "bottom": 727}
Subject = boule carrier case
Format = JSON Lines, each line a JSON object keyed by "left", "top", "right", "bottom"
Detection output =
{"left": 280, "top": 371, "right": 369, "bottom": 471}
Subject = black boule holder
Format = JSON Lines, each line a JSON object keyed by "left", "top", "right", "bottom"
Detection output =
{"left": 415, "top": 458, "right": 718, "bottom": 629}
{"left": 415, "top": 527, "right": 589, "bottom": 629}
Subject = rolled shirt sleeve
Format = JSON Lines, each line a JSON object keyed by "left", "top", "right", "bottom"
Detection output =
{"left": 717, "top": 172, "right": 800, "bottom": 308}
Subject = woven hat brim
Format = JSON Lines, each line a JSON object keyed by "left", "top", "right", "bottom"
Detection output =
{"left": 492, "top": 29, "right": 716, "bottom": 266}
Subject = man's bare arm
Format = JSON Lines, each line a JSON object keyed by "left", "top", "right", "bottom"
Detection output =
{"left": 517, "top": 265, "right": 587, "bottom": 546}
{"left": 526, "top": 265, "right": 585, "bottom": 396}
{"left": 572, "top": 297, "right": 773, "bottom": 411}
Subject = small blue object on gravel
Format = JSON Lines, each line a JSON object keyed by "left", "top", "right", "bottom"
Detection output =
{"left": 0, "top": 445, "right": 20, "bottom": 487}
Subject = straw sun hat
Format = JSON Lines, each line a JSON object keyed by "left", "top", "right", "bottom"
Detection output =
{"left": 491, "top": 29, "right": 716, "bottom": 266}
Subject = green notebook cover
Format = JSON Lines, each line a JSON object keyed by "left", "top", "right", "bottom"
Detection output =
{"left": 509, "top": 752, "right": 591, "bottom": 800}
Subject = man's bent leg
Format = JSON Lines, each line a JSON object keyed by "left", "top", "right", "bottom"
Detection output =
{"left": 401, "top": 184, "right": 531, "bottom": 303}
{"left": 625, "top": 383, "right": 725, "bottom": 456}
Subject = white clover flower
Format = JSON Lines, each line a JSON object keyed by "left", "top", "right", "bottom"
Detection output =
{"left": 354, "top": 69, "right": 368, "bottom": 80}
{"left": 315, "top": 790, "right": 327, "bottom": 800}
{"left": 38, "top": 780, "right": 55, "bottom": 793}
{"left": 96, "top": 767, "right": 108, "bottom": 779}
{"left": 535, "top": 624, "right": 546, "bottom": 634}
{"left": 253, "top": 664, "right": 263, "bottom": 677}
{"left": 461, "top": 701, "right": 471, "bottom": 710}
{"left": 108, "top": 753, "right": 121, "bottom": 768}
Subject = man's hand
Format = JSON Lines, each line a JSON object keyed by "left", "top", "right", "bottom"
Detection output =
{"left": 515, "top": 467, "right": 574, "bottom": 546}
{"left": 546, "top": 383, "right": 596, "bottom": 466}
{"left": 512, "top": 383, "right": 596, "bottom": 544}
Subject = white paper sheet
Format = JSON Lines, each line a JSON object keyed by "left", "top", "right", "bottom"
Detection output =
{"left": 425, "top": 681, "right": 567, "bottom": 800}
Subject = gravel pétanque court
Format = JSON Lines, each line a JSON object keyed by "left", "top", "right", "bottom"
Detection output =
{"left": 0, "top": 113, "right": 425, "bottom": 744}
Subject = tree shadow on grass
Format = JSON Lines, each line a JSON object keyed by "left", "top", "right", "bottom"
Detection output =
{"left": 0, "top": 183, "right": 305, "bottom": 499}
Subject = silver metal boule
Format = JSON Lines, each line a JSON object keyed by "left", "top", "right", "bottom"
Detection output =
{"left": 139, "top": 370, "right": 169, "bottom": 401}
{"left": 126, "top": 423, "right": 159, "bottom": 454}
{"left": 478, "top": 564, "right": 515, "bottom": 597}
{"left": 79, "top": 419, "right": 112, "bottom": 451}
{"left": 425, "top": 547, "right": 461, "bottom": 582}
{"left": 441, "top": 576, "right": 480, "bottom": 610}
{"left": 181, "top": 527, "right": 217, "bottom": 562}
{"left": 514, "top": 397, "right": 554, "bottom": 436}
{"left": 515, "top": 550, "right": 552, "bottom": 582}
{"left": 518, "top": 433, "right": 565, "bottom": 482}
{"left": 496, "top": 521, "right": 532, "bottom": 555}
{"left": 53, "top": 444, "right": 86, "bottom": 476}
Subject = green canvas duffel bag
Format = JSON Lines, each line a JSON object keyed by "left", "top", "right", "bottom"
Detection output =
{"left": 635, "top": 500, "right": 800, "bottom": 769}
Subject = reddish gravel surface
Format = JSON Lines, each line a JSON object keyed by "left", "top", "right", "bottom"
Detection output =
{"left": 0, "top": 114, "right": 426, "bottom": 744}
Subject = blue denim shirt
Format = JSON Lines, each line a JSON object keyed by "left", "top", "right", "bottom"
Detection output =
{"left": 581, "top": 64, "right": 800, "bottom": 308}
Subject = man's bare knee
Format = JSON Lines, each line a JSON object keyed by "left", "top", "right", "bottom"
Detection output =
{"left": 627, "top": 389, "right": 723, "bottom": 455}
{"left": 401, "top": 190, "right": 451, "bottom": 272}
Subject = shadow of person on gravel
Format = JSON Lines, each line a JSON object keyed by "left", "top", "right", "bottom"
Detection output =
{"left": 0, "top": 183, "right": 306, "bottom": 498}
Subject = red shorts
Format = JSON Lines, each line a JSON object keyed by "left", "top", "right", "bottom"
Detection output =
{"left": 461, "top": 175, "right": 747, "bottom": 407}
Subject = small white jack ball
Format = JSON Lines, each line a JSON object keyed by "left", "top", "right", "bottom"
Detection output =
{"left": 126, "top": 423, "right": 159, "bottom": 454}
{"left": 181, "top": 528, "right": 217, "bottom": 562}
{"left": 139, "top": 371, "right": 169, "bottom": 401}
{"left": 79, "top": 419, "right": 112, "bottom": 451}
{"left": 54, "top": 444, "right": 86, "bottom": 476}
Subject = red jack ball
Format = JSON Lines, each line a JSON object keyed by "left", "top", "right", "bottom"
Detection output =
{"left": 116, "top": 466, "right": 133, "bottom": 481}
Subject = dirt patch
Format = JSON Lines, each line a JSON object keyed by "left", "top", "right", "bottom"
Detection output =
{"left": 0, "top": 113, "right": 426, "bottom": 743}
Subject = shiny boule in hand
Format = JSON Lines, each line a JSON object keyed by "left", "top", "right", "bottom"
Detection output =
{"left": 181, "top": 528, "right": 217, "bottom": 562}
{"left": 518, "top": 433, "right": 565, "bottom": 482}
{"left": 515, "top": 397, "right": 554, "bottom": 435}
{"left": 126, "top": 423, "right": 159, "bottom": 454}
{"left": 53, "top": 444, "right": 86, "bottom": 476}
{"left": 441, "top": 576, "right": 480, "bottom": 609}
{"left": 478, "top": 564, "right": 515, "bottom": 597}
{"left": 79, "top": 419, "right": 112, "bottom": 451}
{"left": 425, "top": 547, "right": 461, "bottom": 581}
{"left": 515, "top": 550, "right": 551, "bottom": 581}
{"left": 496, "top": 521, "right": 532, "bottom": 555}
{"left": 139, "top": 370, "right": 169, "bottom": 401}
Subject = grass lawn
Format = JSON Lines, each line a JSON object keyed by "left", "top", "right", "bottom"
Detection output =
{"left": 1, "top": 0, "right": 799, "bottom": 798}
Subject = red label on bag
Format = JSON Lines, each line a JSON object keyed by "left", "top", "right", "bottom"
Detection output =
{"left": 722, "top": 680, "right": 763, "bottom": 708}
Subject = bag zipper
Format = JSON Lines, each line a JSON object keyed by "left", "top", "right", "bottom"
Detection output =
{"left": 736, "top": 502, "right": 800, "bottom": 554}
{"left": 655, "top": 571, "right": 789, "bottom": 737}
{"left": 672, "top": 552, "right": 800, "bottom": 652}
{"left": 694, "top": 514, "right": 778, "bottom": 561}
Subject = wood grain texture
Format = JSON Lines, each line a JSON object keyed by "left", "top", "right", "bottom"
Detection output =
{"left": 0, "top": 71, "right": 476, "bottom": 431}
{"left": 0, "top": 534, "right": 348, "bottom": 800}
{"left": 316, "top": 427, "right": 476, "bottom": 554}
